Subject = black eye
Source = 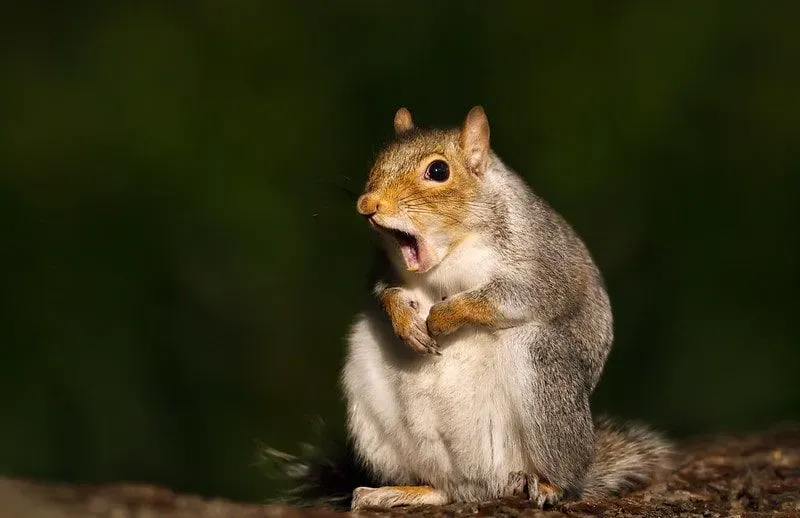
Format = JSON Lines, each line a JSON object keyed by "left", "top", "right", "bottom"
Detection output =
{"left": 425, "top": 160, "right": 450, "bottom": 182}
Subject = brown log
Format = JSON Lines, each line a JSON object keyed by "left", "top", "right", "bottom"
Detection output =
{"left": 2, "top": 425, "right": 798, "bottom": 517}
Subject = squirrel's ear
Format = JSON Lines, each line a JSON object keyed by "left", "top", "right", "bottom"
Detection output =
{"left": 460, "top": 106, "right": 490, "bottom": 174}
{"left": 393, "top": 107, "right": 415, "bottom": 135}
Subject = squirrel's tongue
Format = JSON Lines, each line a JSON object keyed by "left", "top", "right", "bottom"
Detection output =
{"left": 383, "top": 227, "right": 425, "bottom": 272}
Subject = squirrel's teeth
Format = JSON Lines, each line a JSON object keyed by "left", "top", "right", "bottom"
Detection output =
{"left": 400, "top": 240, "right": 420, "bottom": 271}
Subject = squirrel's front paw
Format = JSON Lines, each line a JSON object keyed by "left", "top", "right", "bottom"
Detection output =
{"left": 401, "top": 316, "right": 440, "bottom": 355}
{"left": 388, "top": 295, "right": 439, "bottom": 355}
{"left": 426, "top": 298, "right": 463, "bottom": 337}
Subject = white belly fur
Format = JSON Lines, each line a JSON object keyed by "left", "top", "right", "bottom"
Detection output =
{"left": 343, "top": 288, "right": 540, "bottom": 502}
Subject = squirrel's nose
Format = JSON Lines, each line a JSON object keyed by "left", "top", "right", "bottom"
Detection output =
{"left": 357, "top": 193, "right": 383, "bottom": 216}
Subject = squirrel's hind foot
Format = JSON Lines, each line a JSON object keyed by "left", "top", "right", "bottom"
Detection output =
{"left": 503, "top": 471, "right": 562, "bottom": 509}
{"left": 351, "top": 485, "right": 449, "bottom": 510}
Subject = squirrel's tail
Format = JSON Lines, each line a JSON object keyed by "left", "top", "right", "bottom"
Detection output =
{"left": 259, "top": 421, "right": 374, "bottom": 509}
{"left": 583, "top": 416, "right": 675, "bottom": 498}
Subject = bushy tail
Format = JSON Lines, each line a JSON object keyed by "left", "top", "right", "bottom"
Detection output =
{"left": 259, "top": 421, "right": 374, "bottom": 509}
{"left": 583, "top": 416, "right": 675, "bottom": 498}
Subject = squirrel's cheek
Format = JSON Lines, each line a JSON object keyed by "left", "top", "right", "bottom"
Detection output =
{"left": 419, "top": 245, "right": 451, "bottom": 274}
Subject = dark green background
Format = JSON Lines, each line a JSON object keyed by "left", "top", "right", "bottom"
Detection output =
{"left": 2, "top": 1, "right": 798, "bottom": 503}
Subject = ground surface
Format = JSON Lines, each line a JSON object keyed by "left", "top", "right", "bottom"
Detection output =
{"left": 3, "top": 425, "right": 798, "bottom": 517}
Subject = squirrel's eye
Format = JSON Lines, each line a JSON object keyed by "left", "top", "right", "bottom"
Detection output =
{"left": 425, "top": 160, "right": 450, "bottom": 182}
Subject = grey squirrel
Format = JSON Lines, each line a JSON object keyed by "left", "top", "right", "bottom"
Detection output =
{"left": 268, "top": 107, "right": 673, "bottom": 510}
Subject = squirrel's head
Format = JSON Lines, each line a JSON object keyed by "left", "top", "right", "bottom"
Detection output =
{"left": 357, "top": 106, "right": 491, "bottom": 273}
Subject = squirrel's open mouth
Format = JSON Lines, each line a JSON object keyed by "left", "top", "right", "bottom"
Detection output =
{"left": 368, "top": 217, "right": 428, "bottom": 272}
{"left": 385, "top": 228, "right": 421, "bottom": 271}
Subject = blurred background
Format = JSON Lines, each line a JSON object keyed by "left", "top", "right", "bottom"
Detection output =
{"left": 1, "top": 0, "right": 798, "bottom": 504}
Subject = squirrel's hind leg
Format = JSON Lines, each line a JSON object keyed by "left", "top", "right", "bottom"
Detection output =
{"left": 351, "top": 485, "right": 450, "bottom": 510}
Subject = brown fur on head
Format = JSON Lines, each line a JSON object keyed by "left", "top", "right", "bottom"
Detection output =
{"left": 356, "top": 107, "right": 491, "bottom": 273}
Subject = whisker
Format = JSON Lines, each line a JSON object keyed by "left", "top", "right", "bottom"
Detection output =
{"left": 396, "top": 191, "right": 428, "bottom": 204}
{"left": 407, "top": 206, "right": 494, "bottom": 224}
{"left": 405, "top": 208, "right": 463, "bottom": 224}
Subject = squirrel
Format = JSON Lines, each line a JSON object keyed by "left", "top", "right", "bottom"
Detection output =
{"left": 265, "top": 106, "right": 673, "bottom": 511}
{"left": 340, "top": 106, "right": 674, "bottom": 510}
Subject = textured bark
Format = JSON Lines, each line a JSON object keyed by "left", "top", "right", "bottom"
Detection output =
{"left": 2, "top": 425, "right": 798, "bottom": 517}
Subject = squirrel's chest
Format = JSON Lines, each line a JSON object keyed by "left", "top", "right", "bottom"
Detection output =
{"left": 345, "top": 312, "right": 536, "bottom": 486}
{"left": 398, "top": 332, "right": 503, "bottom": 427}
{"left": 389, "top": 327, "right": 532, "bottom": 481}
{"left": 394, "top": 327, "right": 513, "bottom": 409}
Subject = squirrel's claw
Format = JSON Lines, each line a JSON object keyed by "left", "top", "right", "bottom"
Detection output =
{"left": 406, "top": 320, "right": 440, "bottom": 355}
{"left": 503, "top": 471, "right": 528, "bottom": 497}
{"left": 531, "top": 478, "right": 562, "bottom": 509}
